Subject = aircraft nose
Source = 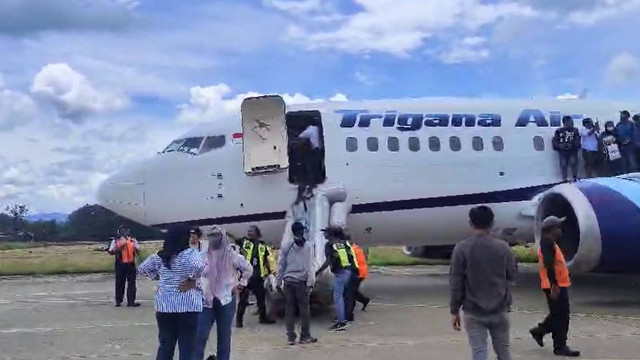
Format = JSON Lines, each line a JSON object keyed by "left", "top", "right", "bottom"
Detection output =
{"left": 96, "top": 163, "right": 146, "bottom": 224}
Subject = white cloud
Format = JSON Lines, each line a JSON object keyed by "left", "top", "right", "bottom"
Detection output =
{"left": 281, "top": 0, "right": 536, "bottom": 55}
{"left": 0, "top": 82, "right": 38, "bottom": 131}
{"left": 438, "top": 37, "right": 490, "bottom": 64}
{"left": 354, "top": 72, "right": 375, "bottom": 86}
{"left": 605, "top": 52, "right": 640, "bottom": 86}
{"left": 263, "top": 0, "right": 324, "bottom": 15}
{"left": 30, "top": 63, "right": 129, "bottom": 122}
{"left": 567, "top": 0, "right": 640, "bottom": 25}
{"left": 177, "top": 83, "right": 348, "bottom": 124}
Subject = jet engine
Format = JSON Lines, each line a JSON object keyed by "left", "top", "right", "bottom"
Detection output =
{"left": 533, "top": 175, "right": 640, "bottom": 274}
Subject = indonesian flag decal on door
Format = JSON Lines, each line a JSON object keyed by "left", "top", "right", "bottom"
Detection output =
{"left": 231, "top": 132, "right": 243, "bottom": 145}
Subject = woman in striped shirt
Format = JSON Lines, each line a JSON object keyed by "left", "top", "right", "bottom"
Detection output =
{"left": 139, "top": 223, "right": 205, "bottom": 360}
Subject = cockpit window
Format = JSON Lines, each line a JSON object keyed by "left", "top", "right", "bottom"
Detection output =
{"left": 162, "top": 139, "right": 186, "bottom": 153}
{"left": 200, "top": 135, "right": 226, "bottom": 155}
{"left": 162, "top": 137, "right": 203, "bottom": 155}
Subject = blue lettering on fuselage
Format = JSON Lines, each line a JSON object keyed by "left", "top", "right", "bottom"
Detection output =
{"left": 337, "top": 109, "right": 582, "bottom": 130}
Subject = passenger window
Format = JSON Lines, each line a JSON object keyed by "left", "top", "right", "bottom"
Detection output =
{"left": 472, "top": 136, "right": 484, "bottom": 151}
{"left": 200, "top": 135, "right": 226, "bottom": 155}
{"left": 449, "top": 136, "right": 461, "bottom": 152}
{"left": 346, "top": 137, "right": 358, "bottom": 152}
{"left": 533, "top": 136, "right": 545, "bottom": 151}
{"left": 388, "top": 136, "right": 400, "bottom": 152}
{"left": 492, "top": 136, "right": 504, "bottom": 151}
{"left": 408, "top": 137, "right": 420, "bottom": 152}
{"left": 367, "top": 137, "right": 379, "bottom": 152}
{"left": 428, "top": 136, "right": 441, "bottom": 151}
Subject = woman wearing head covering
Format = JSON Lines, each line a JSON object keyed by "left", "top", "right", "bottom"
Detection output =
{"left": 194, "top": 226, "right": 253, "bottom": 360}
{"left": 138, "top": 223, "right": 205, "bottom": 360}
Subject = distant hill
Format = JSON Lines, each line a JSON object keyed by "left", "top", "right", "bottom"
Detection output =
{"left": 26, "top": 213, "right": 69, "bottom": 223}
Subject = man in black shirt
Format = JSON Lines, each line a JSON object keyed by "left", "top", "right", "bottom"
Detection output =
{"left": 552, "top": 116, "right": 581, "bottom": 182}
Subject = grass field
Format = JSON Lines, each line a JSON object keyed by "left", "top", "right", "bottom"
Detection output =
{"left": 0, "top": 242, "right": 45, "bottom": 251}
{"left": 0, "top": 243, "right": 538, "bottom": 276}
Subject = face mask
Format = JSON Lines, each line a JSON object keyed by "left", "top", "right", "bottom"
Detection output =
{"left": 208, "top": 233, "right": 223, "bottom": 250}
{"left": 607, "top": 127, "right": 614, "bottom": 132}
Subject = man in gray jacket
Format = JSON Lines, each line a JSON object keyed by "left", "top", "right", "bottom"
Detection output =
{"left": 449, "top": 205, "right": 517, "bottom": 360}
{"left": 277, "top": 221, "right": 317, "bottom": 345}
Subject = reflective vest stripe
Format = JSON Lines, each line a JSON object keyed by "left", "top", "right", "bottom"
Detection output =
{"left": 242, "top": 240, "right": 269, "bottom": 278}
{"left": 538, "top": 243, "right": 571, "bottom": 289}
{"left": 116, "top": 238, "right": 135, "bottom": 264}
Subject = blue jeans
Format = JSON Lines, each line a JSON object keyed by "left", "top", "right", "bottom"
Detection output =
{"left": 155, "top": 312, "right": 199, "bottom": 360}
{"left": 333, "top": 269, "right": 352, "bottom": 323}
{"left": 195, "top": 297, "right": 236, "bottom": 360}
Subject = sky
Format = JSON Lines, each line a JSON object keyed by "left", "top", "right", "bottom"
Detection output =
{"left": 2, "top": 0, "right": 640, "bottom": 214}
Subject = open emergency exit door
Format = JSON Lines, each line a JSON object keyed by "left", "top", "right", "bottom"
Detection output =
{"left": 241, "top": 95, "right": 288, "bottom": 175}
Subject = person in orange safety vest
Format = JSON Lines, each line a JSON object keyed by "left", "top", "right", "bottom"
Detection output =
{"left": 351, "top": 243, "right": 371, "bottom": 311}
{"left": 529, "top": 216, "right": 580, "bottom": 357}
{"left": 108, "top": 226, "right": 140, "bottom": 307}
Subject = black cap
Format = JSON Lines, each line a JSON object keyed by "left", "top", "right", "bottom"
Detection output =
{"left": 621, "top": 110, "right": 631, "bottom": 116}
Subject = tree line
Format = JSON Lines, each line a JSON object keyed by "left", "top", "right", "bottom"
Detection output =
{"left": 0, "top": 204, "right": 163, "bottom": 242}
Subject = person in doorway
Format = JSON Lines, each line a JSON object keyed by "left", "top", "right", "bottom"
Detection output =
{"left": 108, "top": 226, "right": 140, "bottom": 307}
{"left": 316, "top": 227, "right": 358, "bottom": 331}
{"left": 580, "top": 118, "right": 600, "bottom": 178}
{"left": 295, "top": 124, "right": 323, "bottom": 202}
{"left": 350, "top": 242, "right": 371, "bottom": 312}
{"left": 449, "top": 205, "right": 517, "bottom": 360}
{"left": 190, "top": 227, "right": 203, "bottom": 251}
{"left": 552, "top": 116, "right": 581, "bottom": 182}
{"left": 601, "top": 121, "right": 623, "bottom": 176}
{"left": 193, "top": 226, "right": 253, "bottom": 360}
{"left": 138, "top": 223, "right": 205, "bottom": 360}
{"left": 236, "top": 225, "right": 276, "bottom": 327}
{"left": 616, "top": 110, "right": 636, "bottom": 174}
{"left": 277, "top": 221, "right": 318, "bottom": 345}
{"left": 529, "top": 216, "right": 581, "bottom": 357}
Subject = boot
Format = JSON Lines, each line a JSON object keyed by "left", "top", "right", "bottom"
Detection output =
{"left": 236, "top": 319, "right": 243, "bottom": 328}
{"left": 554, "top": 346, "right": 580, "bottom": 357}
{"left": 529, "top": 326, "right": 545, "bottom": 347}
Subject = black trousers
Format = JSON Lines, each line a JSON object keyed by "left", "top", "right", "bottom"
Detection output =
{"left": 237, "top": 276, "right": 268, "bottom": 323}
{"left": 115, "top": 262, "right": 136, "bottom": 305}
{"left": 355, "top": 278, "right": 370, "bottom": 305}
{"left": 155, "top": 312, "right": 199, "bottom": 360}
{"left": 344, "top": 272, "right": 359, "bottom": 322}
{"left": 284, "top": 281, "right": 311, "bottom": 341}
{"left": 537, "top": 287, "right": 571, "bottom": 350}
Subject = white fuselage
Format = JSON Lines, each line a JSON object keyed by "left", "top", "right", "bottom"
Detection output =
{"left": 97, "top": 97, "right": 636, "bottom": 248}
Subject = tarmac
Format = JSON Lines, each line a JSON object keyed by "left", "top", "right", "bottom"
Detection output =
{"left": 1, "top": 265, "right": 640, "bottom": 360}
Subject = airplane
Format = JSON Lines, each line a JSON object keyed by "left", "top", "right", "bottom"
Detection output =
{"left": 97, "top": 95, "right": 640, "bottom": 290}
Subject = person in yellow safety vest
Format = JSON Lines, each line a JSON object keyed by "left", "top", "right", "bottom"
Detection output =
{"left": 316, "top": 227, "right": 358, "bottom": 331}
{"left": 235, "top": 225, "right": 276, "bottom": 327}
{"left": 108, "top": 226, "right": 140, "bottom": 307}
{"left": 529, "top": 216, "right": 580, "bottom": 357}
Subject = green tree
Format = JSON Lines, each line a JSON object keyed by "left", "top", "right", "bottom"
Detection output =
{"left": 0, "top": 213, "right": 12, "bottom": 232}
{"left": 65, "top": 204, "right": 162, "bottom": 241}
{"left": 5, "top": 204, "right": 29, "bottom": 233}
{"left": 26, "top": 220, "right": 59, "bottom": 242}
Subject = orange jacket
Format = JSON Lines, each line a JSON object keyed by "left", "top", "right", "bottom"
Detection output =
{"left": 352, "top": 244, "right": 368, "bottom": 279}
{"left": 539, "top": 243, "right": 571, "bottom": 289}
{"left": 116, "top": 238, "right": 137, "bottom": 264}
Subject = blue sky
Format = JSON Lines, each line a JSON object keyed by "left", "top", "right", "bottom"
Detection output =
{"left": 1, "top": 0, "right": 640, "bottom": 213}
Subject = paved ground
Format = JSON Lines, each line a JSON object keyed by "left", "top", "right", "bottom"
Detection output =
{"left": 1, "top": 265, "right": 640, "bottom": 360}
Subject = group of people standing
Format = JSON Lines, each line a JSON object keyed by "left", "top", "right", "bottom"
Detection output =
{"left": 553, "top": 110, "right": 640, "bottom": 181}
{"left": 450, "top": 206, "right": 580, "bottom": 359}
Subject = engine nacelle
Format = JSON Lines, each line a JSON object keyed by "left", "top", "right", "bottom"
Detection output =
{"left": 534, "top": 175, "right": 640, "bottom": 273}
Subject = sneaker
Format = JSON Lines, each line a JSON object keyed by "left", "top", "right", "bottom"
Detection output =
{"left": 554, "top": 347, "right": 580, "bottom": 357}
{"left": 361, "top": 299, "right": 370, "bottom": 312}
{"left": 329, "top": 322, "right": 348, "bottom": 331}
{"left": 127, "top": 303, "right": 141, "bottom": 307}
{"left": 299, "top": 337, "right": 318, "bottom": 344}
{"left": 529, "top": 328, "right": 544, "bottom": 347}
{"left": 236, "top": 321, "right": 243, "bottom": 328}
{"left": 287, "top": 339, "right": 296, "bottom": 346}
{"left": 115, "top": 303, "right": 122, "bottom": 308}
{"left": 259, "top": 318, "right": 276, "bottom": 324}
